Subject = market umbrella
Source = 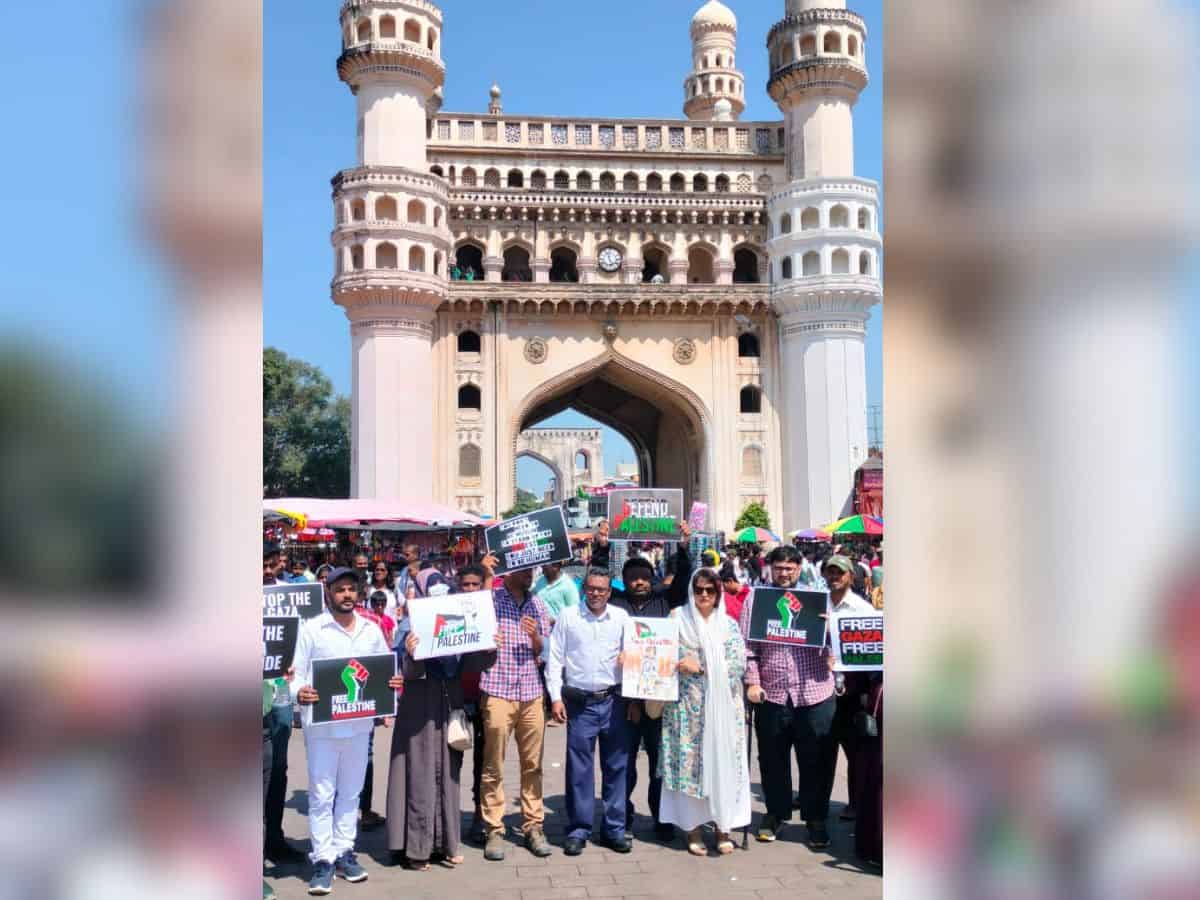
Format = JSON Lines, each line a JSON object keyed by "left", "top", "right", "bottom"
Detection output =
{"left": 788, "top": 527, "right": 832, "bottom": 541}
{"left": 733, "top": 526, "right": 780, "bottom": 544}
{"left": 822, "top": 515, "right": 884, "bottom": 536}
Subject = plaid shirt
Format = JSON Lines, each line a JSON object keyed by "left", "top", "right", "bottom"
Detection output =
{"left": 739, "top": 588, "right": 834, "bottom": 708}
{"left": 479, "top": 584, "right": 551, "bottom": 702}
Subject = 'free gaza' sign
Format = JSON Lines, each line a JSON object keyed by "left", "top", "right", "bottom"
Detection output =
{"left": 830, "top": 611, "right": 884, "bottom": 672}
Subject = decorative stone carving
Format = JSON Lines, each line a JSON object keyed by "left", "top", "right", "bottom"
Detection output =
{"left": 673, "top": 338, "right": 698, "bottom": 365}
{"left": 524, "top": 337, "right": 548, "bottom": 364}
{"left": 602, "top": 322, "right": 618, "bottom": 343}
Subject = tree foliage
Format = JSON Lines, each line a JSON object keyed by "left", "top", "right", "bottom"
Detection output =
{"left": 502, "top": 487, "right": 545, "bottom": 520}
{"left": 264, "top": 347, "right": 351, "bottom": 498}
{"left": 734, "top": 501, "right": 771, "bottom": 532}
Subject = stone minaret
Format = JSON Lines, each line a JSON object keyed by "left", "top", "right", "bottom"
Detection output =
{"left": 333, "top": 1, "right": 450, "bottom": 498}
{"left": 767, "top": 0, "right": 882, "bottom": 526}
{"left": 684, "top": 1, "right": 745, "bottom": 121}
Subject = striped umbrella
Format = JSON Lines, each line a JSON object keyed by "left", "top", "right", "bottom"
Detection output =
{"left": 732, "top": 526, "right": 780, "bottom": 544}
{"left": 822, "top": 515, "right": 884, "bottom": 536}
{"left": 788, "top": 527, "right": 832, "bottom": 541}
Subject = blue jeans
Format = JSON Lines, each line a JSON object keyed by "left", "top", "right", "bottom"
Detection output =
{"left": 564, "top": 693, "right": 632, "bottom": 842}
{"left": 265, "top": 703, "right": 292, "bottom": 843}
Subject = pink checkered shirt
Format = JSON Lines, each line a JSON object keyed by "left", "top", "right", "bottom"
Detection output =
{"left": 479, "top": 584, "right": 552, "bottom": 703}
{"left": 739, "top": 589, "right": 835, "bottom": 708}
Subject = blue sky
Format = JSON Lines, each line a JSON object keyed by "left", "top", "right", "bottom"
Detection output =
{"left": 264, "top": 0, "right": 884, "bottom": 496}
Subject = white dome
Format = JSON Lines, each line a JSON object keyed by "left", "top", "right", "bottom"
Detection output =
{"left": 691, "top": 0, "right": 737, "bottom": 33}
{"left": 713, "top": 98, "right": 734, "bottom": 121}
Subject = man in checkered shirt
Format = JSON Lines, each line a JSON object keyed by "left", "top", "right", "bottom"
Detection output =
{"left": 739, "top": 544, "right": 839, "bottom": 850}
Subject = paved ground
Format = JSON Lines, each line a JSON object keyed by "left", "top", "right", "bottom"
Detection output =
{"left": 267, "top": 720, "right": 881, "bottom": 899}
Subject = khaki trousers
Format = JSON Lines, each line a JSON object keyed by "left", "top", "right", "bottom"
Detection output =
{"left": 480, "top": 693, "right": 546, "bottom": 835}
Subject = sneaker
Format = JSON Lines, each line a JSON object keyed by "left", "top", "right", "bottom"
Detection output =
{"left": 807, "top": 821, "right": 831, "bottom": 849}
{"left": 525, "top": 827, "right": 553, "bottom": 858}
{"left": 335, "top": 850, "right": 368, "bottom": 883}
{"left": 484, "top": 831, "right": 506, "bottom": 861}
{"left": 756, "top": 814, "right": 782, "bottom": 843}
{"left": 308, "top": 860, "right": 334, "bottom": 895}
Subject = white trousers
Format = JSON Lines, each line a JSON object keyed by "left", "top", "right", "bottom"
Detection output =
{"left": 304, "top": 732, "right": 370, "bottom": 863}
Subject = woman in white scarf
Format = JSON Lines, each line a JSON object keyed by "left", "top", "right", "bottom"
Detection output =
{"left": 657, "top": 567, "right": 750, "bottom": 855}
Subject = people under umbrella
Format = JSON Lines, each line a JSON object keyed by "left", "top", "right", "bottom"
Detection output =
{"left": 263, "top": 523, "right": 882, "bottom": 897}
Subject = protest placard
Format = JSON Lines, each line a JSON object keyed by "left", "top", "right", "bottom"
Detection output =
{"left": 262, "top": 616, "right": 300, "bottom": 679}
{"left": 621, "top": 617, "right": 680, "bottom": 701}
{"left": 746, "top": 586, "right": 829, "bottom": 649}
{"left": 309, "top": 653, "right": 397, "bottom": 725}
{"left": 263, "top": 582, "right": 324, "bottom": 620}
{"left": 607, "top": 489, "right": 685, "bottom": 542}
{"left": 485, "top": 506, "right": 571, "bottom": 574}
{"left": 407, "top": 590, "right": 499, "bottom": 660}
{"left": 830, "top": 610, "right": 883, "bottom": 672}
{"left": 687, "top": 501, "right": 708, "bottom": 532}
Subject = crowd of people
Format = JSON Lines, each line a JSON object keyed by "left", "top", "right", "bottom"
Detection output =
{"left": 263, "top": 521, "right": 883, "bottom": 897}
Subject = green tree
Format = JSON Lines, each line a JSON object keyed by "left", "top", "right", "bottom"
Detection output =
{"left": 734, "top": 501, "right": 771, "bottom": 532}
{"left": 264, "top": 347, "right": 351, "bottom": 498}
{"left": 502, "top": 487, "right": 545, "bottom": 519}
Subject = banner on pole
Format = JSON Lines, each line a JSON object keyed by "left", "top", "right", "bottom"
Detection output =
{"left": 309, "top": 653, "right": 397, "bottom": 725}
{"left": 607, "top": 489, "right": 684, "bottom": 542}
{"left": 746, "top": 587, "right": 829, "bottom": 649}
{"left": 485, "top": 506, "right": 572, "bottom": 574}
{"left": 621, "top": 617, "right": 680, "bottom": 701}
{"left": 407, "top": 590, "right": 499, "bottom": 660}
{"left": 830, "top": 611, "right": 883, "bottom": 672}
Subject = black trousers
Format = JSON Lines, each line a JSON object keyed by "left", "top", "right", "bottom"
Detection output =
{"left": 469, "top": 702, "right": 485, "bottom": 816}
{"left": 755, "top": 695, "right": 837, "bottom": 824}
{"left": 624, "top": 712, "right": 663, "bottom": 829}
{"left": 262, "top": 720, "right": 273, "bottom": 817}
{"left": 264, "top": 704, "right": 291, "bottom": 843}
{"left": 832, "top": 688, "right": 862, "bottom": 807}
{"left": 359, "top": 726, "right": 376, "bottom": 813}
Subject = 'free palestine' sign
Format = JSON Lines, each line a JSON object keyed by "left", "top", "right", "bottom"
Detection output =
{"left": 309, "top": 653, "right": 397, "bottom": 725}
{"left": 407, "top": 590, "right": 499, "bottom": 660}
{"left": 746, "top": 587, "right": 829, "bottom": 649}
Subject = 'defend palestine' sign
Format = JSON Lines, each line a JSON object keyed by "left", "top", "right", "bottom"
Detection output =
{"left": 607, "top": 489, "right": 684, "bottom": 542}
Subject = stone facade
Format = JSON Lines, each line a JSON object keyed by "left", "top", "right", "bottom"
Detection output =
{"left": 331, "top": 0, "right": 881, "bottom": 532}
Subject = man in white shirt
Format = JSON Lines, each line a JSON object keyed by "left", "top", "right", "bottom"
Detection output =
{"left": 547, "top": 569, "right": 633, "bottom": 856}
{"left": 291, "top": 568, "right": 404, "bottom": 895}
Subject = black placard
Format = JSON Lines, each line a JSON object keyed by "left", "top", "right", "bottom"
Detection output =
{"left": 606, "top": 489, "right": 684, "bottom": 542}
{"left": 263, "top": 582, "right": 324, "bottom": 620}
{"left": 484, "top": 506, "right": 572, "bottom": 575}
{"left": 310, "top": 653, "right": 397, "bottom": 725}
{"left": 746, "top": 587, "right": 829, "bottom": 649}
{"left": 262, "top": 616, "right": 300, "bottom": 679}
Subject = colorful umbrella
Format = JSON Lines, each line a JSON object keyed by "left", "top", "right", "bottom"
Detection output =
{"left": 733, "top": 526, "right": 780, "bottom": 544}
{"left": 788, "top": 528, "right": 832, "bottom": 541}
{"left": 822, "top": 515, "right": 884, "bottom": 536}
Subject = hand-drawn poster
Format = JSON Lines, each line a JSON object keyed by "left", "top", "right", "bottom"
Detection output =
{"left": 621, "top": 617, "right": 680, "bottom": 701}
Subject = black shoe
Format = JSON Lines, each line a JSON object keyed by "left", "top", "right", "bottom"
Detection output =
{"left": 596, "top": 834, "right": 632, "bottom": 854}
{"left": 563, "top": 837, "right": 586, "bottom": 856}
{"left": 654, "top": 823, "right": 675, "bottom": 842}
{"left": 807, "top": 821, "right": 831, "bottom": 849}
{"left": 265, "top": 840, "right": 307, "bottom": 865}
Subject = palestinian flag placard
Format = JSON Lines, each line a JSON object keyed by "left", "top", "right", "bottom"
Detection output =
{"left": 621, "top": 617, "right": 680, "bottom": 701}
{"left": 485, "top": 506, "right": 571, "bottom": 575}
{"left": 830, "top": 610, "right": 884, "bottom": 672}
{"left": 407, "top": 590, "right": 499, "bottom": 660}
{"left": 309, "top": 653, "right": 396, "bottom": 725}
{"left": 746, "top": 587, "right": 829, "bottom": 649}
{"left": 606, "top": 489, "right": 684, "bottom": 542}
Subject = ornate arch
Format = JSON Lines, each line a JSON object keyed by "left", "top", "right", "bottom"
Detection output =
{"left": 513, "top": 447, "right": 565, "bottom": 503}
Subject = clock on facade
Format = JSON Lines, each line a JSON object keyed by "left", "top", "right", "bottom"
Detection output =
{"left": 598, "top": 247, "right": 623, "bottom": 272}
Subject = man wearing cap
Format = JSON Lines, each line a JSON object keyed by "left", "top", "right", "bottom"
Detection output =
{"left": 608, "top": 520, "right": 692, "bottom": 843}
{"left": 291, "top": 568, "right": 405, "bottom": 895}
{"left": 740, "top": 545, "right": 846, "bottom": 850}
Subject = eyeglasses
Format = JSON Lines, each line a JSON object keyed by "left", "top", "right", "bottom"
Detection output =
{"left": 694, "top": 586, "right": 718, "bottom": 596}
{"left": 584, "top": 585, "right": 611, "bottom": 594}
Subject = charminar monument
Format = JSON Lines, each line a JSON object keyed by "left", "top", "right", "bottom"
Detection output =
{"left": 330, "top": 0, "right": 880, "bottom": 531}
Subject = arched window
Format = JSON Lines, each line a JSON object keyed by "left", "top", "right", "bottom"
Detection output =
{"left": 780, "top": 213, "right": 793, "bottom": 233}
{"left": 459, "top": 444, "right": 481, "bottom": 479}
{"left": 433, "top": 251, "right": 442, "bottom": 275}
{"left": 408, "top": 245, "right": 426, "bottom": 272}
{"left": 642, "top": 246, "right": 668, "bottom": 283}
{"left": 351, "top": 245, "right": 364, "bottom": 270}
{"left": 461, "top": 167, "right": 477, "bottom": 187}
{"left": 427, "top": 27, "right": 438, "bottom": 51}
{"left": 782, "top": 43, "right": 795, "bottom": 65}
{"left": 647, "top": 173, "right": 663, "bottom": 192}
{"left": 781, "top": 257, "right": 793, "bottom": 279}
{"left": 802, "top": 251, "right": 821, "bottom": 276}
{"left": 859, "top": 251, "right": 872, "bottom": 275}
{"left": 457, "top": 384, "right": 481, "bottom": 411}
{"left": 507, "top": 169, "right": 523, "bottom": 188}
{"left": 457, "top": 330, "right": 481, "bottom": 354}
{"left": 550, "top": 247, "right": 579, "bottom": 283}
{"left": 351, "top": 198, "right": 366, "bottom": 221}
{"left": 824, "top": 31, "right": 842, "bottom": 53}
{"left": 848, "top": 35, "right": 859, "bottom": 57}
{"left": 738, "top": 333, "right": 761, "bottom": 358}
{"left": 715, "top": 78, "right": 724, "bottom": 93}
{"left": 404, "top": 19, "right": 421, "bottom": 43}
{"left": 373, "top": 196, "right": 395, "bottom": 220}
{"left": 356, "top": 19, "right": 371, "bottom": 42}
{"left": 669, "top": 173, "right": 686, "bottom": 193}
{"left": 693, "top": 173, "right": 709, "bottom": 193}
{"left": 576, "top": 171, "right": 592, "bottom": 191}
{"left": 599, "top": 172, "right": 616, "bottom": 192}
{"left": 733, "top": 248, "right": 760, "bottom": 284}
{"left": 741, "top": 446, "right": 764, "bottom": 479}
{"left": 502, "top": 245, "right": 532, "bottom": 282}
{"left": 531, "top": 170, "right": 547, "bottom": 190}
{"left": 800, "top": 34, "right": 817, "bottom": 57}
{"left": 830, "top": 204, "right": 849, "bottom": 228}
{"left": 801, "top": 207, "right": 820, "bottom": 230}
{"left": 553, "top": 170, "right": 570, "bottom": 190}
{"left": 453, "top": 243, "right": 484, "bottom": 280}
{"left": 715, "top": 174, "right": 730, "bottom": 193}
{"left": 832, "top": 249, "right": 850, "bottom": 274}
{"left": 406, "top": 199, "right": 426, "bottom": 224}
{"left": 375, "top": 242, "right": 398, "bottom": 269}
{"left": 430, "top": 165, "right": 444, "bottom": 177}
{"left": 434, "top": 207, "right": 442, "bottom": 227}
{"left": 687, "top": 246, "right": 715, "bottom": 284}
{"left": 739, "top": 386, "right": 762, "bottom": 415}
{"left": 378, "top": 15, "right": 396, "bottom": 38}
{"left": 858, "top": 207, "right": 871, "bottom": 230}
{"left": 447, "top": 165, "right": 456, "bottom": 185}
{"left": 483, "top": 168, "right": 501, "bottom": 188}
{"left": 623, "top": 172, "right": 639, "bottom": 192}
